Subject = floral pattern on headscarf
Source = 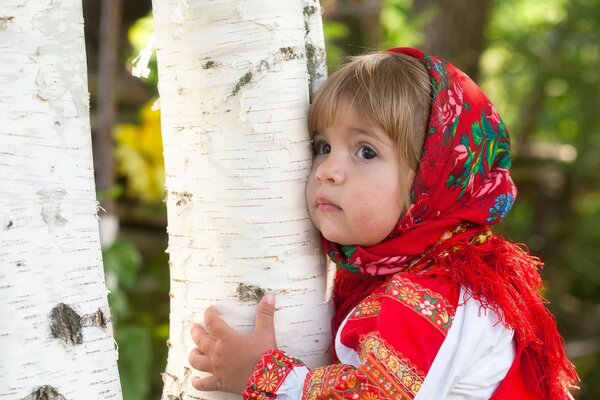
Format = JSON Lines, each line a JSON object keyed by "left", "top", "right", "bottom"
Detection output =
{"left": 323, "top": 47, "right": 517, "bottom": 276}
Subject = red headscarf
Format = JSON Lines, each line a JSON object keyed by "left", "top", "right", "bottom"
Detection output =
{"left": 325, "top": 47, "right": 578, "bottom": 398}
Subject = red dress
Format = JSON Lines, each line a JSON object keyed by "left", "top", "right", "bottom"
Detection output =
{"left": 242, "top": 269, "right": 538, "bottom": 399}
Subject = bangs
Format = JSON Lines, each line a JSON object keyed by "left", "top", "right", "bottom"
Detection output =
{"left": 308, "top": 57, "right": 383, "bottom": 137}
{"left": 307, "top": 52, "right": 432, "bottom": 172}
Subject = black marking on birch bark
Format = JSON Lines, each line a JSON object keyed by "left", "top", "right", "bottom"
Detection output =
{"left": 278, "top": 47, "right": 302, "bottom": 61}
{"left": 231, "top": 47, "right": 305, "bottom": 96}
{"left": 81, "top": 308, "right": 108, "bottom": 328}
{"left": 305, "top": 43, "right": 325, "bottom": 102}
{"left": 49, "top": 303, "right": 82, "bottom": 344}
{"left": 303, "top": 6, "right": 318, "bottom": 34}
{"left": 202, "top": 60, "right": 221, "bottom": 69}
{"left": 303, "top": 6, "right": 318, "bottom": 16}
{"left": 0, "top": 16, "right": 14, "bottom": 31}
{"left": 174, "top": 191, "right": 193, "bottom": 206}
{"left": 49, "top": 304, "right": 109, "bottom": 345}
{"left": 23, "top": 385, "right": 67, "bottom": 400}
{"left": 236, "top": 283, "right": 266, "bottom": 303}
{"left": 232, "top": 72, "right": 253, "bottom": 96}
{"left": 4, "top": 219, "right": 13, "bottom": 229}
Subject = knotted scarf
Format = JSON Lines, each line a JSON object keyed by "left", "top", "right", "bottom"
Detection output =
{"left": 325, "top": 47, "right": 578, "bottom": 398}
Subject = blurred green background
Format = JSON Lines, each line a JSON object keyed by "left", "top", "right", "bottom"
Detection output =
{"left": 82, "top": 0, "right": 600, "bottom": 398}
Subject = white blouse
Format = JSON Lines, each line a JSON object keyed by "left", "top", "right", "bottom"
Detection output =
{"left": 276, "top": 287, "right": 515, "bottom": 399}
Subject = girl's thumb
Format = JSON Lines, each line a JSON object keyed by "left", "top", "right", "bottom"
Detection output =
{"left": 255, "top": 293, "right": 276, "bottom": 334}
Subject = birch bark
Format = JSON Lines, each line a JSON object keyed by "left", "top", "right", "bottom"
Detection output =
{"left": 152, "top": 1, "right": 331, "bottom": 399}
{"left": 0, "top": 1, "right": 122, "bottom": 399}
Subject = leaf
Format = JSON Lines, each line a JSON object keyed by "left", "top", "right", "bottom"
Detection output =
{"left": 115, "top": 326, "right": 152, "bottom": 400}
{"left": 107, "top": 289, "right": 130, "bottom": 320}
{"left": 103, "top": 239, "right": 142, "bottom": 288}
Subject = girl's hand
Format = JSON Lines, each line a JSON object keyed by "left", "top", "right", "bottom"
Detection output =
{"left": 188, "top": 294, "right": 277, "bottom": 394}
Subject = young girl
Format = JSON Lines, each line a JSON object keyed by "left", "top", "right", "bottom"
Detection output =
{"left": 188, "top": 47, "right": 579, "bottom": 399}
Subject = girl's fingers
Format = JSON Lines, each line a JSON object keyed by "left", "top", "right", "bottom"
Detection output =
{"left": 190, "top": 323, "right": 206, "bottom": 346}
{"left": 204, "top": 306, "right": 233, "bottom": 337}
{"left": 192, "top": 375, "right": 222, "bottom": 392}
{"left": 196, "top": 332, "right": 216, "bottom": 355}
{"left": 188, "top": 348, "right": 212, "bottom": 373}
{"left": 190, "top": 323, "right": 217, "bottom": 355}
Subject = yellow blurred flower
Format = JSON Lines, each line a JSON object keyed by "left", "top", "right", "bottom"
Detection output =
{"left": 114, "top": 98, "right": 164, "bottom": 202}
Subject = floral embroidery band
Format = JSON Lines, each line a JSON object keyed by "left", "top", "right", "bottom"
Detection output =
{"left": 243, "top": 349, "right": 305, "bottom": 399}
{"left": 302, "top": 364, "right": 381, "bottom": 399}
{"left": 359, "top": 331, "right": 425, "bottom": 399}
{"left": 347, "top": 294, "right": 383, "bottom": 320}
{"left": 384, "top": 275, "right": 455, "bottom": 334}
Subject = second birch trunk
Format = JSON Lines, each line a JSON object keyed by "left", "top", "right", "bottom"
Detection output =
{"left": 0, "top": 0, "right": 122, "bottom": 398}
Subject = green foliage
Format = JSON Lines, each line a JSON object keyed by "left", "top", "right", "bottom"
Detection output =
{"left": 380, "top": 0, "right": 426, "bottom": 49}
{"left": 104, "top": 239, "right": 142, "bottom": 320}
{"left": 477, "top": 0, "right": 600, "bottom": 396}
{"left": 104, "top": 236, "right": 169, "bottom": 399}
{"left": 323, "top": 21, "right": 350, "bottom": 71}
{"left": 116, "top": 326, "right": 152, "bottom": 400}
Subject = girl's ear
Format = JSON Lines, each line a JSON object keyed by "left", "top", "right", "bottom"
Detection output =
{"left": 399, "top": 168, "right": 417, "bottom": 210}
{"left": 405, "top": 168, "right": 417, "bottom": 190}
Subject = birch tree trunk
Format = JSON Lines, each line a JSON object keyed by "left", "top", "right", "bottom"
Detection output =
{"left": 0, "top": 1, "right": 122, "bottom": 399}
{"left": 152, "top": 1, "right": 332, "bottom": 398}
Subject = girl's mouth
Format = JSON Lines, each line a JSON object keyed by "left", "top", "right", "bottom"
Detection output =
{"left": 315, "top": 197, "right": 342, "bottom": 211}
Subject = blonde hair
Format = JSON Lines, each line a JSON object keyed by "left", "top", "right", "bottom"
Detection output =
{"left": 309, "top": 51, "right": 432, "bottom": 172}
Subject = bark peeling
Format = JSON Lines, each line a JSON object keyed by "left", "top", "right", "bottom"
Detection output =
{"left": 49, "top": 303, "right": 83, "bottom": 345}
{"left": 236, "top": 283, "right": 266, "bottom": 303}
{"left": 37, "top": 189, "right": 68, "bottom": 228}
{"left": 81, "top": 308, "right": 108, "bottom": 329}
{"left": 49, "top": 304, "right": 109, "bottom": 345}
{"left": 22, "top": 386, "right": 67, "bottom": 400}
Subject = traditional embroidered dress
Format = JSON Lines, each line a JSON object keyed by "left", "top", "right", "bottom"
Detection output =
{"left": 242, "top": 47, "right": 578, "bottom": 400}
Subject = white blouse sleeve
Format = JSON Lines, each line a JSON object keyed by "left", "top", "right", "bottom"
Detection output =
{"left": 415, "top": 287, "right": 516, "bottom": 400}
{"left": 274, "top": 365, "right": 310, "bottom": 400}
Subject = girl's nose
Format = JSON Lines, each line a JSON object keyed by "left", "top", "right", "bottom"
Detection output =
{"left": 315, "top": 153, "right": 345, "bottom": 185}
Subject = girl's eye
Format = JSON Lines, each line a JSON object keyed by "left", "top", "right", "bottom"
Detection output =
{"left": 313, "top": 141, "right": 331, "bottom": 155}
{"left": 358, "top": 145, "right": 377, "bottom": 160}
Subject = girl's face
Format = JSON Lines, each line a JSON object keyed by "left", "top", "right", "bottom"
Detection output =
{"left": 306, "top": 105, "right": 413, "bottom": 247}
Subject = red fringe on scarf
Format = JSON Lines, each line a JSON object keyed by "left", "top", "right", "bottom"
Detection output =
{"left": 332, "top": 235, "right": 579, "bottom": 399}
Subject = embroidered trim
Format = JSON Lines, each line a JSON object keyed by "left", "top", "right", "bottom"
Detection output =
{"left": 347, "top": 294, "right": 383, "bottom": 320}
{"left": 384, "top": 276, "right": 455, "bottom": 334}
{"left": 359, "top": 331, "right": 425, "bottom": 399}
{"left": 243, "top": 349, "right": 304, "bottom": 399}
{"left": 302, "top": 364, "right": 383, "bottom": 400}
